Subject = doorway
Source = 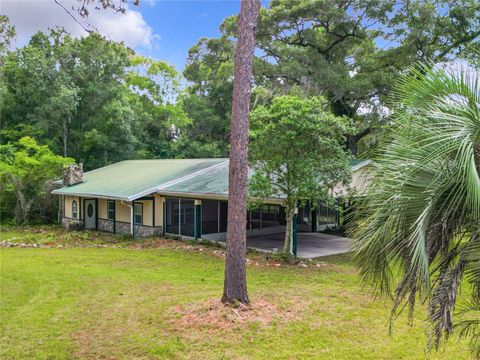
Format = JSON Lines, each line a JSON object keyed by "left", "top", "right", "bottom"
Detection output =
{"left": 84, "top": 199, "right": 97, "bottom": 229}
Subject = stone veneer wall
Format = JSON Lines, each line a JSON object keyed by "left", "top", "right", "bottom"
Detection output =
{"left": 134, "top": 224, "right": 163, "bottom": 237}
{"left": 114, "top": 221, "right": 162, "bottom": 237}
{"left": 62, "top": 217, "right": 84, "bottom": 230}
{"left": 63, "top": 218, "right": 162, "bottom": 238}
{"left": 98, "top": 219, "right": 114, "bottom": 233}
{"left": 115, "top": 221, "right": 131, "bottom": 235}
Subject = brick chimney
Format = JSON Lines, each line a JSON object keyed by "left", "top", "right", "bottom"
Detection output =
{"left": 63, "top": 163, "right": 84, "bottom": 186}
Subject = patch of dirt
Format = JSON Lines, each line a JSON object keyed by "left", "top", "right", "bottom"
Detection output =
{"left": 170, "top": 297, "right": 299, "bottom": 332}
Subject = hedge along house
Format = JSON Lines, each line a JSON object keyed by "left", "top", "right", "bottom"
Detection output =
{"left": 52, "top": 158, "right": 372, "bottom": 241}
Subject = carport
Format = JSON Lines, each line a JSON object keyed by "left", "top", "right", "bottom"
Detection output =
{"left": 246, "top": 231, "right": 352, "bottom": 259}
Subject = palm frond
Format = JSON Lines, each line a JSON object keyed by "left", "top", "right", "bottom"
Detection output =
{"left": 350, "top": 64, "right": 480, "bottom": 355}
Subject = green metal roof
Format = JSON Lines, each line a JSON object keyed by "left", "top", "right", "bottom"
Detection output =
{"left": 349, "top": 159, "right": 372, "bottom": 171}
{"left": 162, "top": 160, "right": 372, "bottom": 198}
{"left": 53, "top": 158, "right": 372, "bottom": 200}
{"left": 160, "top": 161, "right": 230, "bottom": 196}
{"left": 52, "top": 159, "right": 228, "bottom": 201}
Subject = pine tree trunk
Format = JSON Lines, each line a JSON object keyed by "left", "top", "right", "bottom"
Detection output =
{"left": 63, "top": 118, "right": 68, "bottom": 157}
{"left": 222, "top": 0, "right": 261, "bottom": 305}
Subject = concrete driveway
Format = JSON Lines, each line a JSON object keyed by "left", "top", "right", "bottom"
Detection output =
{"left": 246, "top": 232, "right": 352, "bottom": 259}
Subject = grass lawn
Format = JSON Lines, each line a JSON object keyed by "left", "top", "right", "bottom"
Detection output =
{"left": 0, "top": 227, "right": 472, "bottom": 359}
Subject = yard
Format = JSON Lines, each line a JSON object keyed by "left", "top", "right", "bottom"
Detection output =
{"left": 0, "top": 227, "right": 472, "bottom": 359}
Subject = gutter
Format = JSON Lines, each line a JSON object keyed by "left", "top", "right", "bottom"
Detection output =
{"left": 50, "top": 191, "right": 129, "bottom": 201}
{"left": 121, "top": 200, "right": 134, "bottom": 237}
{"left": 156, "top": 190, "right": 286, "bottom": 205}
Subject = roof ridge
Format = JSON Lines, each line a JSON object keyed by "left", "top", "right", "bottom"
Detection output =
{"left": 126, "top": 160, "right": 229, "bottom": 201}
{"left": 155, "top": 160, "right": 229, "bottom": 191}
{"left": 122, "top": 158, "right": 228, "bottom": 161}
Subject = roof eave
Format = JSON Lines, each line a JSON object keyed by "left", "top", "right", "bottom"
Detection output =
{"left": 50, "top": 189, "right": 129, "bottom": 201}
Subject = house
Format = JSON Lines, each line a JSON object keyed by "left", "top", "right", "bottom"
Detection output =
{"left": 52, "top": 158, "right": 372, "bottom": 242}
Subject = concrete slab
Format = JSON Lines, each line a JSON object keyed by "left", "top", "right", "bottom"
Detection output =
{"left": 246, "top": 232, "right": 352, "bottom": 259}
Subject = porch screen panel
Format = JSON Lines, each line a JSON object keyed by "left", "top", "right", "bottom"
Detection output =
{"left": 261, "top": 205, "right": 283, "bottom": 228}
{"left": 180, "top": 199, "right": 195, "bottom": 237}
{"left": 201, "top": 200, "right": 218, "bottom": 235}
{"left": 165, "top": 197, "right": 180, "bottom": 234}
{"left": 219, "top": 201, "right": 228, "bottom": 233}
{"left": 298, "top": 201, "right": 311, "bottom": 225}
{"left": 250, "top": 207, "right": 261, "bottom": 229}
{"left": 278, "top": 206, "right": 286, "bottom": 225}
{"left": 317, "top": 203, "right": 336, "bottom": 225}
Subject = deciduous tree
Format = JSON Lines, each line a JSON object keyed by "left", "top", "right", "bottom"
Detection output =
{"left": 0, "top": 137, "right": 73, "bottom": 224}
{"left": 1, "top": 29, "right": 183, "bottom": 169}
{"left": 182, "top": 0, "right": 480, "bottom": 155}
{"left": 249, "top": 96, "right": 352, "bottom": 254}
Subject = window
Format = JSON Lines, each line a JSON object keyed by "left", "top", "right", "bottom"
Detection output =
{"left": 107, "top": 200, "right": 115, "bottom": 221}
{"left": 72, "top": 200, "right": 78, "bottom": 219}
{"left": 134, "top": 203, "right": 143, "bottom": 225}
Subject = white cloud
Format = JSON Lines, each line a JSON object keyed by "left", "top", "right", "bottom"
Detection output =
{"left": 2, "top": 0, "right": 159, "bottom": 49}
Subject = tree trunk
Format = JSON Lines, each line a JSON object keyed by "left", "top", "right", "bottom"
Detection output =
{"left": 63, "top": 118, "right": 68, "bottom": 157}
{"left": 346, "top": 127, "right": 372, "bottom": 155}
{"left": 284, "top": 206, "right": 295, "bottom": 254}
{"left": 222, "top": 0, "right": 260, "bottom": 305}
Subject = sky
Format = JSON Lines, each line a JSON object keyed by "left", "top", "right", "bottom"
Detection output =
{"left": 1, "top": 0, "right": 244, "bottom": 71}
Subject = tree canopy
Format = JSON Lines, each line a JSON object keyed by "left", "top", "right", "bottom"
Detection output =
{"left": 180, "top": 0, "right": 480, "bottom": 155}
{"left": 0, "top": 29, "right": 185, "bottom": 170}
{"left": 249, "top": 96, "right": 352, "bottom": 253}
{"left": 0, "top": 137, "right": 73, "bottom": 224}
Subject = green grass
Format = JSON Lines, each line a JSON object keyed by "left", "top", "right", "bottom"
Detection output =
{"left": 0, "top": 227, "right": 473, "bottom": 359}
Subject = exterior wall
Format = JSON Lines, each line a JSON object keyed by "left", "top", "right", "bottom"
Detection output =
{"left": 134, "top": 224, "right": 162, "bottom": 237}
{"left": 98, "top": 198, "right": 108, "bottom": 219}
{"left": 333, "top": 164, "right": 374, "bottom": 196}
{"left": 98, "top": 218, "right": 114, "bottom": 232}
{"left": 135, "top": 199, "right": 153, "bottom": 226}
{"left": 62, "top": 195, "right": 162, "bottom": 237}
{"left": 64, "top": 195, "right": 82, "bottom": 219}
{"left": 115, "top": 221, "right": 131, "bottom": 235}
{"left": 351, "top": 165, "right": 373, "bottom": 194}
{"left": 155, "top": 194, "right": 164, "bottom": 227}
{"left": 116, "top": 201, "right": 131, "bottom": 223}
{"left": 62, "top": 217, "right": 84, "bottom": 230}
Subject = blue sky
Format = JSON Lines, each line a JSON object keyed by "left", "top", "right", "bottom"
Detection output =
{"left": 3, "top": 0, "right": 248, "bottom": 73}
{"left": 139, "top": 1, "right": 241, "bottom": 70}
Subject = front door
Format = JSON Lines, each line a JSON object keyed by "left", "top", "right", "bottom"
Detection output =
{"left": 84, "top": 199, "right": 96, "bottom": 229}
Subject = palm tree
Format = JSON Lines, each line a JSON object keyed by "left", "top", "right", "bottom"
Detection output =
{"left": 350, "top": 64, "right": 480, "bottom": 356}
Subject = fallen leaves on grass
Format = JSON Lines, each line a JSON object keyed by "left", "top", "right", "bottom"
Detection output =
{"left": 170, "top": 298, "right": 299, "bottom": 331}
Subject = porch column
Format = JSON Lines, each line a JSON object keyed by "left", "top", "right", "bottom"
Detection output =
{"left": 162, "top": 199, "right": 166, "bottom": 236}
{"left": 194, "top": 199, "right": 202, "bottom": 240}
{"left": 292, "top": 207, "right": 298, "bottom": 257}
{"left": 311, "top": 206, "right": 317, "bottom": 232}
{"left": 113, "top": 200, "right": 116, "bottom": 234}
